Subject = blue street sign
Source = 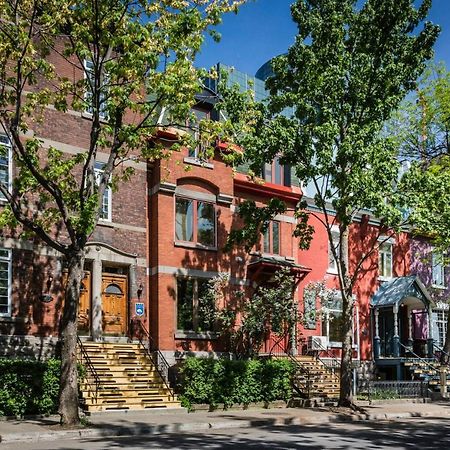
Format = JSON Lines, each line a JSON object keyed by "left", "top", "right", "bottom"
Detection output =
{"left": 135, "top": 302, "right": 145, "bottom": 317}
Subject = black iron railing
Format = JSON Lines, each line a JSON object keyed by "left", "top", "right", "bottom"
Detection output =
{"left": 358, "top": 380, "right": 430, "bottom": 402}
{"left": 77, "top": 336, "right": 100, "bottom": 401}
{"left": 308, "top": 340, "right": 341, "bottom": 374}
{"left": 399, "top": 341, "right": 437, "bottom": 372}
{"left": 269, "top": 336, "right": 311, "bottom": 398}
{"left": 130, "top": 319, "right": 175, "bottom": 400}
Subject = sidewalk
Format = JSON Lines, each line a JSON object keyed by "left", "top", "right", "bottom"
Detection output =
{"left": 1, "top": 400, "right": 450, "bottom": 444}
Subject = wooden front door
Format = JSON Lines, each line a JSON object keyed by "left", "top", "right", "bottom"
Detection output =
{"left": 102, "top": 274, "right": 128, "bottom": 335}
{"left": 78, "top": 271, "right": 91, "bottom": 334}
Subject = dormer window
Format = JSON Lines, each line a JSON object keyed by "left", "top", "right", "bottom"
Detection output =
{"left": 262, "top": 157, "right": 291, "bottom": 187}
{"left": 187, "top": 107, "right": 210, "bottom": 160}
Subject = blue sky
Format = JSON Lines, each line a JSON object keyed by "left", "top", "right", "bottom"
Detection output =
{"left": 195, "top": 0, "right": 449, "bottom": 76}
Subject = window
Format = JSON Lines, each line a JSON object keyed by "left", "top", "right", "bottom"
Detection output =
{"left": 0, "top": 248, "right": 12, "bottom": 316}
{"left": 176, "top": 278, "right": 215, "bottom": 332}
{"left": 321, "top": 294, "right": 344, "bottom": 342}
{"left": 175, "top": 197, "right": 216, "bottom": 247}
{"left": 328, "top": 229, "right": 340, "bottom": 274}
{"left": 262, "top": 221, "right": 280, "bottom": 255}
{"left": 187, "top": 107, "right": 210, "bottom": 159}
{"left": 84, "top": 59, "right": 108, "bottom": 119}
{"left": 433, "top": 310, "right": 447, "bottom": 348}
{"left": 0, "top": 135, "right": 11, "bottom": 201}
{"left": 303, "top": 288, "right": 317, "bottom": 329}
{"left": 262, "top": 157, "right": 291, "bottom": 187}
{"left": 378, "top": 241, "right": 393, "bottom": 279}
{"left": 94, "top": 162, "right": 112, "bottom": 221}
{"left": 432, "top": 251, "right": 445, "bottom": 287}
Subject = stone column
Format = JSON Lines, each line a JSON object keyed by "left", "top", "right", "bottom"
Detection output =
{"left": 393, "top": 304, "right": 400, "bottom": 357}
{"left": 408, "top": 308, "right": 413, "bottom": 348}
{"left": 373, "top": 308, "right": 381, "bottom": 359}
{"left": 91, "top": 257, "right": 103, "bottom": 341}
{"left": 427, "top": 306, "right": 434, "bottom": 358}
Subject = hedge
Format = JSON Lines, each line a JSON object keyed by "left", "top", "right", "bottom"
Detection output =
{"left": 0, "top": 358, "right": 60, "bottom": 417}
{"left": 178, "top": 357, "right": 294, "bottom": 409}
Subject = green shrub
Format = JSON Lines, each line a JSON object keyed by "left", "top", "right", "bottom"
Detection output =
{"left": 178, "top": 357, "right": 294, "bottom": 409}
{"left": 0, "top": 358, "right": 61, "bottom": 417}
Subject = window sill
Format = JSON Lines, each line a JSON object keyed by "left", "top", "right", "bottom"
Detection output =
{"left": 0, "top": 316, "right": 25, "bottom": 323}
{"left": 81, "top": 111, "right": 108, "bottom": 123}
{"left": 432, "top": 284, "right": 447, "bottom": 290}
{"left": 175, "top": 331, "right": 219, "bottom": 340}
{"left": 174, "top": 241, "right": 217, "bottom": 252}
{"left": 98, "top": 219, "right": 113, "bottom": 228}
{"left": 326, "top": 268, "right": 338, "bottom": 275}
{"left": 327, "top": 341, "right": 358, "bottom": 349}
{"left": 183, "top": 157, "right": 214, "bottom": 170}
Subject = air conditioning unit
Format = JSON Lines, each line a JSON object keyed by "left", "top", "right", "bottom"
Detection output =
{"left": 307, "top": 335, "right": 328, "bottom": 351}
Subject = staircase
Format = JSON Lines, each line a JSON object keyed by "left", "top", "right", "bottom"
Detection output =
{"left": 404, "top": 358, "right": 450, "bottom": 393}
{"left": 78, "top": 341, "right": 181, "bottom": 412}
{"left": 292, "top": 354, "right": 340, "bottom": 400}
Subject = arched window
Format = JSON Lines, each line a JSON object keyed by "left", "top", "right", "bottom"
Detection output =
{"left": 104, "top": 283, "right": 123, "bottom": 295}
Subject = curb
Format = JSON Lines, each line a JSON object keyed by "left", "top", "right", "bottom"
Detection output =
{"left": 0, "top": 411, "right": 436, "bottom": 444}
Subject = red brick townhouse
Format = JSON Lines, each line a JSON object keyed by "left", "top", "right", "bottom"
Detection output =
{"left": 0, "top": 39, "right": 147, "bottom": 357}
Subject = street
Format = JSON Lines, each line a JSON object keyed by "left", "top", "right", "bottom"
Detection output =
{"left": 4, "top": 417, "right": 449, "bottom": 449}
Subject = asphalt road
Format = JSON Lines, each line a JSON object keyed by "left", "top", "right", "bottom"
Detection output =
{"left": 3, "top": 417, "right": 449, "bottom": 449}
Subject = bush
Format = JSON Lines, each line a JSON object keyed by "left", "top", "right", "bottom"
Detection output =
{"left": 0, "top": 358, "right": 60, "bottom": 417}
{"left": 178, "top": 357, "right": 294, "bottom": 410}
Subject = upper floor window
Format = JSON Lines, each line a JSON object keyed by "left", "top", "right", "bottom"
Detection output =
{"left": 379, "top": 241, "right": 393, "bottom": 280}
{"left": 177, "top": 277, "right": 215, "bottom": 332}
{"left": 175, "top": 197, "right": 216, "bottom": 248}
{"left": 328, "top": 229, "right": 340, "bottom": 274}
{"left": 187, "top": 107, "right": 210, "bottom": 160}
{"left": 262, "top": 157, "right": 291, "bottom": 187}
{"left": 263, "top": 221, "right": 280, "bottom": 255}
{"left": 84, "top": 59, "right": 108, "bottom": 120}
{"left": 0, "top": 135, "right": 11, "bottom": 201}
{"left": 0, "top": 248, "right": 12, "bottom": 317}
{"left": 432, "top": 251, "right": 445, "bottom": 287}
{"left": 94, "top": 162, "right": 112, "bottom": 222}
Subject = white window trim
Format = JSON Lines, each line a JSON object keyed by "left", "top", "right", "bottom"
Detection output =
{"left": 432, "top": 309, "right": 447, "bottom": 348}
{"left": 94, "top": 163, "right": 112, "bottom": 222}
{"left": 327, "top": 226, "right": 340, "bottom": 275}
{"left": 378, "top": 237, "right": 394, "bottom": 281}
{"left": 0, "top": 134, "right": 12, "bottom": 203}
{"left": 0, "top": 248, "right": 12, "bottom": 317}
{"left": 83, "top": 59, "right": 108, "bottom": 120}
{"left": 431, "top": 250, "right": 446, "bottom": 289}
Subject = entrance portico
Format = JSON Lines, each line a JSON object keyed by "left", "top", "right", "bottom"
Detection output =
{"left": 372, "top": 276, "right": 434, "bottom": 379}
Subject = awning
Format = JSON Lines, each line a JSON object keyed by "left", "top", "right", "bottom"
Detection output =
{"left": 247, "top": 255, "right": 311, "bottom": 284}
{"left": 371, "top": 276, "right": 433, "bottom": 309}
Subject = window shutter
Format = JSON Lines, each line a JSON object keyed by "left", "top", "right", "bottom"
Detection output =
{"left": 283, "top": 164, "right": 291, "bottom": 187}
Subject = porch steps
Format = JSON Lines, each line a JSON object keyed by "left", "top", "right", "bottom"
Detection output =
{"left": 78, "top": 342, "right": 181, "bottom": 412}
{"left": 404, "top": 359, "right": 450, "bottom": 393}
{"left": 276, "top": 355, "right": 341, "bottom": 399}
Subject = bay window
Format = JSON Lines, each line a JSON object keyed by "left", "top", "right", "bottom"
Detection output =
{"left": 263, "top": 221, "right": 280, "bottom": 255}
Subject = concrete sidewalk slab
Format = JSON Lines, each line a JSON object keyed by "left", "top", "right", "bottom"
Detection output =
{"left": 1, "top": 400, "right": 450, "bottom": 444}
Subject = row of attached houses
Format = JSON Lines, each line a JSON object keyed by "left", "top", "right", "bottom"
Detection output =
{"left": 0, "top": 55, "right": 449, "bottom": 385}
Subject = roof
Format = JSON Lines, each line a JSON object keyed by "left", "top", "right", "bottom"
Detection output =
{"left": 247, "top": 255, "right": 311, "bottom": 274}
{"left": 371, "top": 276, "right": 433, "bottom": 308}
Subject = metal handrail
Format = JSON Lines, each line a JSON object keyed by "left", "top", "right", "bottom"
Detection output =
{"left": 399, "top": 341, "right": 437, "bottom": 372}
{"left": 77, "top": 336, "right": 100, "bottom": 400}
{"left": 269, "top": 336, "right": 311, "bottom": 398}
{"left": 130, "top": 319, "right": 175, "bottom": 400}
{"left": 309, "top": 340, "right": 341, "bottom": 374}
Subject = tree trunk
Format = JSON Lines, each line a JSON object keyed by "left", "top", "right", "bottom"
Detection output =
{"left": 339, "top": 289, "right": 354, "bottom": 407}
{"left": 59, "top": 249, "right": 85, "bottom": 426}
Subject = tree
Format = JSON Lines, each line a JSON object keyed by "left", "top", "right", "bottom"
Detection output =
{"left": 222, "top": 0, "right": 439, "bottom": 406}
{"left": 0, "top": 0, "right": 243, "bottom": 425}
{"left": 395, "top": 66, "right": 450, "bottom": 361}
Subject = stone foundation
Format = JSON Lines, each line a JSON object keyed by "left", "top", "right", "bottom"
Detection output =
{"left": 0, "top": 335, "right": 59, "bottom": 360}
